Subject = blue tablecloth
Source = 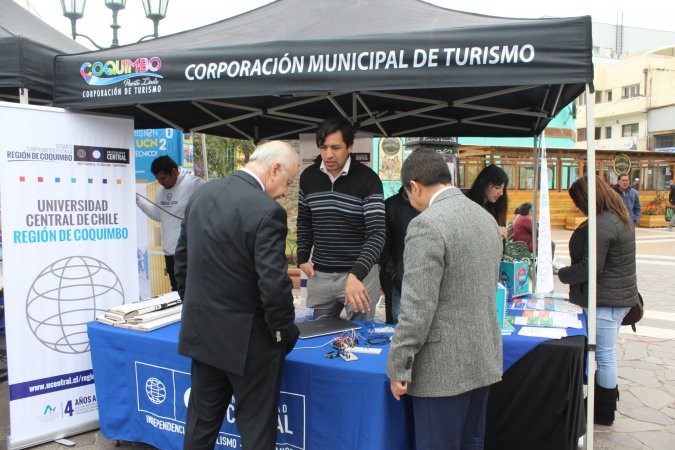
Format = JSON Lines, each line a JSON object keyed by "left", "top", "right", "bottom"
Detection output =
{"left": 88, "top": 322, "right": 413, "bottom": 450}
{"left": 87, "top": 315, "right": 587, "bottom": 450}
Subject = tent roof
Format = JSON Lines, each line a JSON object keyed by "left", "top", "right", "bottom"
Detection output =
{"left": 0, "top": 0, "right": 87, "bottom": 103}
{"left": 54, "top": 0, "right": 593, "bottom": 140}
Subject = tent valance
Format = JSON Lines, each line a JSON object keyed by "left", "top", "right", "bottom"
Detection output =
{"left": 53, "top": 0, "right": 593, "bottom": 140}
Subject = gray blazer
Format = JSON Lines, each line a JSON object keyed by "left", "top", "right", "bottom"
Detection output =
{"left": 387, "top": 187, "right": 503, "bottom": 397}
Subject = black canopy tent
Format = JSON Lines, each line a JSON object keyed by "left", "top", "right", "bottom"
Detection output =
{"left": 52, "top": 1, "right": 603, "bottom": 448}
{"left": 54, "top": 0, "right": 593, "bottom": 141}
{"left": 0, "top": 0, "right": 87, "bottom": 104}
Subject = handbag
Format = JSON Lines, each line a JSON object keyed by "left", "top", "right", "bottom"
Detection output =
{"left": 621, "top": 292, "right": 644, "bottom": 332}
{"left": 666, "top": 206, "right": 674, "bottom": 222}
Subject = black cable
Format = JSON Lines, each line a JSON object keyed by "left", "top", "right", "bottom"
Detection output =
{"left": 366, "top": 334, "right": 390, "bottom": 346}
{"left": 136, "top": 192, "right": 184, "bottom": 220}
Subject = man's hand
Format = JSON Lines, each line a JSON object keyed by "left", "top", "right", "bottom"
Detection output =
{"left": 344, "top": 273, "right": 371, "bottom": 314}
{"left": 390, "top": 380, "right": 408, "bottom": 400}
{"left": 299, "top": 262, "right": 315, "bottom": 277}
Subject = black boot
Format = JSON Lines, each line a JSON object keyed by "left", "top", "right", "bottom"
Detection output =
{"left": 594, "top": 383, "right": 619, "bottom": 426}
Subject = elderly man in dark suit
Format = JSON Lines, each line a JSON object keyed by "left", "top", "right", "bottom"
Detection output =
{"left": 175, "top": 141, "right": 300, "bottom": 450}
{"left": 387, "top": 148, "right": 503, "bottom": 449}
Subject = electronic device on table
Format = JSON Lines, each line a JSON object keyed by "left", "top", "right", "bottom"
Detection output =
{"left": 296, "top": 317, "right": 361, "bottom": 339}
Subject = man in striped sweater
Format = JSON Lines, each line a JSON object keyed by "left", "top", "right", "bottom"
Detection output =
{"left": 297, "top": 117, "right": 385, "bottom": 320}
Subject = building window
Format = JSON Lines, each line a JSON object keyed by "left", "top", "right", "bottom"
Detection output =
{"left": 622, "top": 84, "right": 640, "bottom": 98}
{"left": 605, "top": 127, "right": 612, "bottom": 139}
{"left": 606, "top": 90, "right": 613, "bottom": 102}
{"left": 577, "top": 128, "right": 587, "bottom": 141}
{"left": 577, "top": 92, "right": 586, "bottom": 106}
{"left": 595, "top": 91, "right": 603, "bottom": 103}
{"left": 654, "top": 133, "right": 675, "bottom": 149}
{"left": 622, "top": 123, "right": 639, "bottom": 137}
{"left": 595, "top": 127, "right": 602, "bottom": 140}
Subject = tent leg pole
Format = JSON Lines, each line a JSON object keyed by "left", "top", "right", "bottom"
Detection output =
{"left": 201, "top": 133, "right": 209, "bottom": 181}
{"left": 532, "top": 136, "right": 540, "bottom": 292}
{"left": 585, "top": 82, "right": 597, "bottom": 450}
{"left": 19, "top": 88, "right": 29, "bottom": 104}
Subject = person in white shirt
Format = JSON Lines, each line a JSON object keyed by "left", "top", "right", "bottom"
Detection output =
{"left": 136, "top": 156, "right": 205, "bottom": 291}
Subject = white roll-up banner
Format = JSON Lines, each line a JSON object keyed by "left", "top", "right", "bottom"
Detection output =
{"left": 0, "top": 102, "right": 137, "bottom": 449}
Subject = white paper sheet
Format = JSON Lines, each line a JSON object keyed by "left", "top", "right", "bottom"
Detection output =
{"left": 517, "top": 326, "right": 568, "bottom": 339}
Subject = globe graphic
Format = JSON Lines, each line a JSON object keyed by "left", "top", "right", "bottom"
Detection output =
{"left": 26, "top": 256, "right": 124, "bottom": 354}
{"left": 146, "top": 377, "right": 167, "bottom": 405}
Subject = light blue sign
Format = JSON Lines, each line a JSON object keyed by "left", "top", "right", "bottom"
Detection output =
{"left": 134, "top": 129, "right": 183, "bottom": 181}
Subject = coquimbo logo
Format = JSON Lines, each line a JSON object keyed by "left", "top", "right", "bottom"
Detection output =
{"left": 80, "top": 57, "right": 163, "bottom": 86}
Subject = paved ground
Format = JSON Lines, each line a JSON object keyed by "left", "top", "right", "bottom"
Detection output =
{"left": 0, "top": 226, "right": 673, "bottom": 449}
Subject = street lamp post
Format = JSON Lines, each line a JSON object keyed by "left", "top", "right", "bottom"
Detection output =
{"left": 60, "top": 0, "right": 170, "bottom": 49}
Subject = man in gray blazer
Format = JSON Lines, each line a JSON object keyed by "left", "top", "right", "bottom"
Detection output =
{"left": 387, "top": 149, "right": 503, "bottom": 449}
{"left": 176, "top": 141, "right": 300, "bottom": 450}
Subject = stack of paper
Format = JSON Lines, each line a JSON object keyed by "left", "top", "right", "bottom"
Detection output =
{"left": 517, "top": 327, "right": 568, "bottom": 339}
{"left": 96, "top": 292, "right": 182, "bottom": 332}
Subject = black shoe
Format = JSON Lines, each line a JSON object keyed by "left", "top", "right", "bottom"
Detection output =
{"left": 594, "top": 384, "right": 619, "bottom": 426}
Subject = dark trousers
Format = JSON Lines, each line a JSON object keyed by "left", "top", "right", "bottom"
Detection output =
{"left": 183, "top": 326, "right": 286, "bottom": 450}
{"left": 164, "top": 254, "right": 177, "bottom": 291}
{"left": 412, "top": 385, "right": 490, "bottom": 450}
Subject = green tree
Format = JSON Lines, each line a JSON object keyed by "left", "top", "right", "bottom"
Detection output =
{"left": 192, "top": 133, "right": 255, "bottom": 179}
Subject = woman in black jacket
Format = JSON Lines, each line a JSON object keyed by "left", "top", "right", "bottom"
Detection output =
{"left": 558, "top": 175, "right": 638, "bottom": 426}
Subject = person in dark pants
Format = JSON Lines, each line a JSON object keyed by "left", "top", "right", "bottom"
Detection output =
{"left": 136, "top": 156, "right": 204, "bottom": 291}
{"left": 613, "top": 173, "right": 641, "bottom": 225}
{"left": 380, "top": 186, "right": 419, "bottom": 323}
{"left": 388, "top": 149, "right": 503, "bottom": 449}
{"left": 175, "top": 141, "right": 300, "bottom": 449}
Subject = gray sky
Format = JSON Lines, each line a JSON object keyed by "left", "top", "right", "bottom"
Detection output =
{"left": 21, "top": 0, "right": 675, "bottom": 50}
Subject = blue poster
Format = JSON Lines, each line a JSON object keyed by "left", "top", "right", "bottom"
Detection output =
{"left": 133, "top": 361, "right": 306, "bottom": 449}
{"left": 134, "top": 129, "right": 183, "bottom": 181}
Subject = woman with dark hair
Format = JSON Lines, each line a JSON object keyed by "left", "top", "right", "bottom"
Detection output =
{"left": 558, "top": 175, "right": 638, "bottom": 426}
{"left": 466, "top": 164, "right": 509, "bottom": 239}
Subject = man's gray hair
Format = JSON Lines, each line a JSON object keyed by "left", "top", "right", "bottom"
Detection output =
{"left": 249, "top": 141, "right": 298, "bottom": 172}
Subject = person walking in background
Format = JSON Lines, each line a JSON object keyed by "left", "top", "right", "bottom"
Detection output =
{"left": 176, "top": 141, "right": 300, "bottom": 450}
{"left": 614, "top": 174, "right": 641, "bottom": 225}
{"left": 297, "top": 117, "right": 385, "bottom": 320}
{"left": 668, "top": 182, "right": 675, "bottom": 231}
{"left": 558, "top": 175, "right": 638, "bottom": 426}
{"left": 136, "top": 155, "right": 205, "bottom": 291}
{"left": 381, "top": 186, "right": 419, "bottom": 323}
{"left": 465, "top": 164, "right": 510, "bottom": 239}
{"left": 388, "top": 149, "right": 503, "bottom": 449}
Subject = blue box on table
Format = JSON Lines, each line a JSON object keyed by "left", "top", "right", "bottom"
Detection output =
{"left": 499, "top": 260, "right": 529, "bottom": 298}
{"left": 496, "top": 282, "right": 507, "bottom": 329}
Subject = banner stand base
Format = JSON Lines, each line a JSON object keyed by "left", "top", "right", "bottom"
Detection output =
{"left": 9, "top": 420, "right": 98, "bottom": 450}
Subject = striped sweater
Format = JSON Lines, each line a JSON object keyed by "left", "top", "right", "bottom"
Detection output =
{"left": 297, "top": 156, "right": 385, "bottom": 281}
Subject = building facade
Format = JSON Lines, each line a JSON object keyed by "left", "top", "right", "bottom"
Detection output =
{"left": 575, "top": 45, "right": 675, "bottom": 188}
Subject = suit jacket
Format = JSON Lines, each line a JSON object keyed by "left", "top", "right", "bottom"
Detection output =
{"left": 176, "top": 171, "right": 297, "bottom": 376}
{"left": 387, "top": 187, "right": 503, "bottom": 397}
